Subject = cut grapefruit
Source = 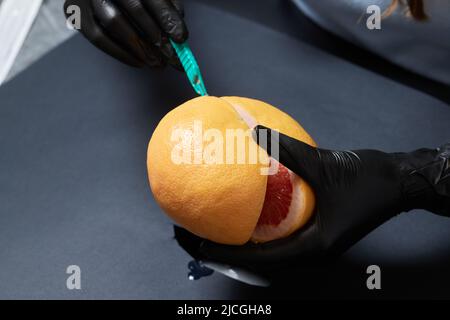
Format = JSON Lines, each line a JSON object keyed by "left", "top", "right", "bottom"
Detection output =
{"left": 251, "top": 160, "right": 314, "bottom": 243}
{"left": 147, "top": 96, "right": 316, "bottom": 245}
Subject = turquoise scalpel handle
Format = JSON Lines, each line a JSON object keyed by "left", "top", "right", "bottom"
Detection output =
{"left": 170, "top": 39, "right": 208, "bottom": 96}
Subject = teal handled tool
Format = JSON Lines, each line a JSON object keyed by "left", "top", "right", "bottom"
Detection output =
{"left": 170, "top": 40, "right": 208, "bottom": 96}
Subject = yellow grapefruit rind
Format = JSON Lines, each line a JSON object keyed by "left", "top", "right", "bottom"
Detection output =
{"left": 147, "top": 97, "right": 268, "bottom": 245}
{"left": 147, "top": 96, "right": 316, "bottom": 245}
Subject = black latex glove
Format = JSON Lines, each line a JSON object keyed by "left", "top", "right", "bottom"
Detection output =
{"left": 175, "top": 125, "right": 450, "bottom": 277}
{"left": 64, "top": 0, "right": 188, "bottom": 68}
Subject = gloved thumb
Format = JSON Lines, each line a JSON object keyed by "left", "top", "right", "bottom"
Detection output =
{"left": 253, "top": 125, "right": 321, "bottom": 188}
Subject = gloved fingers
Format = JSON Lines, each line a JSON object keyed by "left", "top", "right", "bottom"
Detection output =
{"left": 114, "top": 0, "right": 182, "bottom": 68}
{"left": 174, "top": 218, "right": 323, "bottom": 270}
{"left": 104, "top": 0, "right": 182, "bottom": 69}
{"left": 91, "top": 0, "right": 165, "bottom": 67}
{"left": 142, "top": 0, "right": 189, "bottom": 43}
{"left": 88, "top": 25, "right": 147, "bottom": 67}
{"left": 160, "top": 36, "right": 184, "bottom": 70}
{"left": 174, "top": 226, "right": 276, "bottom": 269}
{"left": 170, "top": 0, "right": 185, "bottom": 17}
{"left": 253, "top": 125, "right": 321, "bottom": 189}
{"left": 115, "top": 0, "right": 163, "bottom": 45}
{"left": 64, "top": 0, "right": 144, "bottom": 67}
{"left": 174, "top": 225, "right": 205, "bottom": 261}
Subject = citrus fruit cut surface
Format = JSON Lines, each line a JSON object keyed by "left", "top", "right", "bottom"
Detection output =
{"left": 258, "top": 162, "right": 293, "bottom": 226}
{"left": 251, "top": 160, "right": 314, "bottom": 243}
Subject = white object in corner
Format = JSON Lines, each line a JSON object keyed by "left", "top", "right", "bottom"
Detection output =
{"left": 0, "top": 0, "right": 43, "bottom": 85}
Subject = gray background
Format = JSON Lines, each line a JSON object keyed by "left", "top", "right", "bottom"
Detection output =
{"left": 0, "top": 0, "right": 449, "bottom": 299}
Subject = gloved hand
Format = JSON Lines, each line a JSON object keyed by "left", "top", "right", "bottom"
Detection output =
{"left": 175, "top": 125, "right": 450, "bottom": 278}
{"left": 64, "top": 0, "right": 188, "bottom": 68}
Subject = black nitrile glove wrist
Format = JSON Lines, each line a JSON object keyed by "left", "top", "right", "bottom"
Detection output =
{"left": 394, "top": 145, "right": 450, "bottom": 216}
{"left": 64, "top": 0, "right": 188, "bottom": 69}
{"left": 175, "top": 125, "right": 450, "bottom": 278}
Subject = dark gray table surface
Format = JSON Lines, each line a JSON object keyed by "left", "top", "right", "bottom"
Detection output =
{"left": 0, "top": 1, "right": 449, "bottom": 299}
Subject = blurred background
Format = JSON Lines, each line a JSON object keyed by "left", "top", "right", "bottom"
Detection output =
{"left": 0, "top": 0, "right": 71, "bottom": 84}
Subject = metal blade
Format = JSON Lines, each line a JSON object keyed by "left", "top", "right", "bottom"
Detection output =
{"left": 202, "top": 260, "right": 270, "bottom": 287}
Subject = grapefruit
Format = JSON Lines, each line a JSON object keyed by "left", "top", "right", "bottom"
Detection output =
{"left": 147, "top": 96, "right": 316, "bottom": 245}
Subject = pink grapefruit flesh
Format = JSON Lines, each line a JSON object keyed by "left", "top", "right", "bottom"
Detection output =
{"left": 251, "top": 159, "right": 306, "bottom": 243}
{"left": 257, "top": 161, "right": 292, "bottom": 226}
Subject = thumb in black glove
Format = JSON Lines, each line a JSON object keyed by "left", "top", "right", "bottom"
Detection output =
{"left": 175, "top": 125, "right": 450, "bottom": 278}
{"left": 64, "top": 0, "right": 188, "bottom": 69}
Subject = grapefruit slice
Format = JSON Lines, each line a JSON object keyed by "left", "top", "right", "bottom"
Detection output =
{"left": 251, "top": 160, "right": 312, "bottom": 242}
